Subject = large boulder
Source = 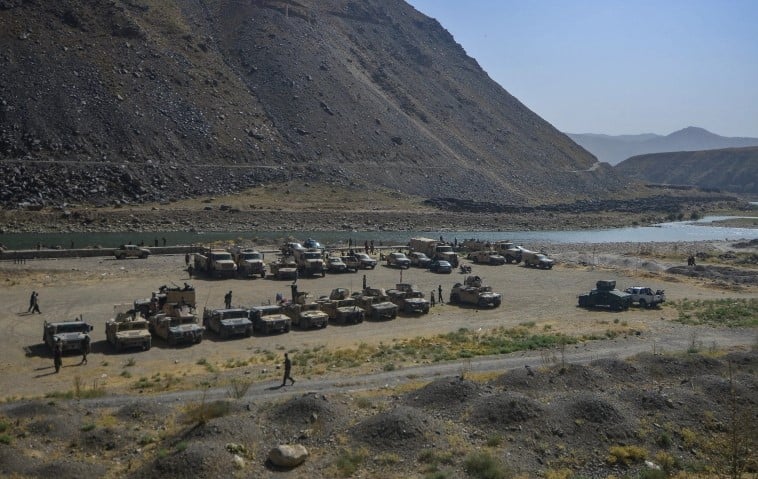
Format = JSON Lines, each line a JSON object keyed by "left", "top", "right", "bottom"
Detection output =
{"left": 268, "top": 444, "right": 309, "bottom": 468}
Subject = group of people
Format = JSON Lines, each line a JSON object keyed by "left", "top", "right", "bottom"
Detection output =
{"left": 430, "top": 284, "right": 444, "bottom": 307}
{"left": 51, "top": 335, "right": 90, "bottom": 373}
{"left": 27, "top": 291, "right": 41, "bottom": 314}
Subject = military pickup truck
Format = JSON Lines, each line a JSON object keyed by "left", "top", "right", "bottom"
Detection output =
{"left": 249, "top": 304, "right": 291, "bottom": 334}
{"left": 202, "top": 308, "right": 253, "bottom": 338}
{"left": 317, "top": 288, "right": 365, "bottom": 324}
{"left": 578, "top": 280, "right": 632, "bottom": 311}
{"left": 269, "top": 255, "right": 299, "bottom": 280}
{"left": 449, "top": 276, "right": 502, "bottom": 308}
{"left": 105, "top": 304, "right": 151, "bottom": 351}
{"left": 114, "top": 244, "right": 150, "bottom": 260}
{"left": 43, "top": 318, "right": 94, "bottom": 352}
{"left": 521, "top": 250, "right": 555, "bottom": 269}
{"left": 343, "top": 253, "right": 377, "bottom": 270}
{"left": 468, "top": 250, "right": 506, "bottom": 265}
{"left": 623, "top": 286, "right": 666, "bottom": 308}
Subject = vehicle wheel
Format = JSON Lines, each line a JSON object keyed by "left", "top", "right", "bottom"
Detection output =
{"left": 114, "top": 342, "right": 122, "bottom": 352}
{"left": 450, "top": 294, "right": 460, "bottom": 304}
{"left": 284, "top": 325, "right": 290, "bottom": 332}
{"left": 196, "top": 335, "right": 203, "bottom": 344}
{"left": 261, "top": 272, "right": 266, "bottom": 278}
{"left": 144, "top": 340, "right": 151, "bottom": 351}
{"left": 638, "top": 299, "right": 647, "bottom": 308}
{"left": 322, "top": 270, "right": 326, "bottom": 278}
{"left": 302, "top": 318, "right": 310, "bottom": 329}
{"left": 220, "top": 329, "right": 229, "bottom": 339}
{"left": 245, "top": 327, "right": 252, "bottom": 337}
{"left": 168, "top": 336, "right": 177, "bottom": 346}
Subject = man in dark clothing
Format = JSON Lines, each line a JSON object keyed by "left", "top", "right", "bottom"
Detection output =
{"left": 80, "top": 335, "right": 90, "bottom": 365}
{"left": 28, "top": 291, "right": 36, "bottom": 313}
{"left": 187, "top": 264, "right": 194, "bottom": 279}
{"left": 281, "top": 353, "right": 295, "bottom": 386}
{"left": 430, "top": 291, "right": 436, "bottom": 307}
{"left": 438, "top": 285, "right": 444, "bottom": 304}
{"left": 31, "top": 291, "right": 41, "bottom": 314}
{"left": 53, "top": 339, "right": 62, "bottom": 373}
{"left": 185, "top": 253, "right": 190, "bottom": 266}
{"left": 224, "top": 291, "right": 232, "bottom": 309}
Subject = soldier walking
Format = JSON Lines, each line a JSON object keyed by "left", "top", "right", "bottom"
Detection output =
{"left": 53, "top": 339, "right": 62, "bottom": 373}
{"left": 438, "top": 285, "right": 444, "bottom": 304}
{"left": 281, "top": 352, "right": 295, "bottom": 386}
{"left": 224, "top": 291, "right": 232, "bottom": 309}
{"left": 27, "top": 291, "right": 36, "bottom": 313}
{"left": 31, "top": 291, "right": 41, "bottom": 314}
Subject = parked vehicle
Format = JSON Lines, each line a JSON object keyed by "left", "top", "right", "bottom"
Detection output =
{"left": 114, "top": 244, "right": 150, "bottom": 260}
{"left": 386, "top": 283, "right": 430, "bottom": 314}
{"left": 105, "top": 304, "right": 151, "bottom": 351}
{"left": 468, "top": 250, "right": 506, "bottom": 265}
{"left": 194, "top": 248, "right": 237, "bottom": 278}
{"left": 429, "top": 260, "right": 453, "bottom": 274}
{"left": 578, "top": 280, "right": 631, "bottom": 311}
{"left": 292, "top": 248, "right": 326, "bottom": 277}
{"left": 231, "top": 247, "right": 266, "bottom": 278}
{"left": 202, "top": 308, "right": 253, "bottom": 339}
{"left": 521, "top": 250, "right": 555, "bottom": 269}
{"left": 450, "top": 275, "right": 502, "bottom": 308}
{"left": 353, "top": 288, "right": 398, "bottom": 320}
{"left": 623, "top": 286, "right": 666, "bottom": 308}
{"left": 386, "top": 252, "right": 411, "bottom": 269}
{"left": 326, "top": 256, "right": 349, "bottom": 273}
{"left": 408, "top": 251, "right": 432, "bottom": 268}
{"left": 43, "top": 318, "right": 93, "bottom": 352}
{"left": 343, "top": 253, "right": 377, "bottom": 270}
{"left": 140, "top": 285, "right": 204, "bottom": 345}
{"left": 269, "top": 255, "right": 299, "bottom": 280}
{"left": 317, "top": 288, "right": 365, "bottom": 324}
{"left": 249, "top": 304, "right": 291, "bottom": 334}
{"left": 409, "top": 237, "right": 459, "bottom": 267}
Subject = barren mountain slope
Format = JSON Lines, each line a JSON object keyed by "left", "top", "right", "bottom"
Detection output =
{"left": 0, "top": 0, "right": 625, "bottom": 208}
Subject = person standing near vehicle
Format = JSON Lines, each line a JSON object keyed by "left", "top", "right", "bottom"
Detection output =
{"left": 224, "top": 291, "right": 232, "bottom": 309}
{"left": 430, "top": 291, "right": 436, "bottom": 307}
{"left": 80, "top": 335, "right": 90, "bottom": 365}
{"left": 281, "top": 353, "right": 295, "bottom": 386}
{"left": 53, "top": 339, "right": 62, "bottom": 373}
{"left": 438, "top": 285, "right": 444, "bottom": 305}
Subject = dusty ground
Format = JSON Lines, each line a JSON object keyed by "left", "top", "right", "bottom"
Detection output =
{"left": 0, "top": 239, "right": 756, "bottom": 478}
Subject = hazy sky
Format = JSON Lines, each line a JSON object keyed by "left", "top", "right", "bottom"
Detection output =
{"left": 406, "top": 0, "right": 758, "bottom": 137}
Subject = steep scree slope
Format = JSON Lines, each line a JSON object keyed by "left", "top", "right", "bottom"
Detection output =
{"left": 0, "top": 0, "right": 625, "bottom": 207}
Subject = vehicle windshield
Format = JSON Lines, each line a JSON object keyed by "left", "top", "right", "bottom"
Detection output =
{"left": 219, "top": 310, "right": 248, "bottom": 319}
{"left": 304, "top": 252, "right": 321, "bottom": 259}
{"left": 54, "top": 323, "right": 89, "bottom": 333}
{"left": 356, "top": 254, "right": 370, "bottom": 260}
{"left": 436, "top": 246, "right": 453, "bottom": 253}
{"left": 120, "top": 321, "right": 147, "bottom": 331}
{"left": 211, "top": 252, "right": 233, "bottom": 261}
{"left": 242, "top": 252, "right": 262, "bottom": 260}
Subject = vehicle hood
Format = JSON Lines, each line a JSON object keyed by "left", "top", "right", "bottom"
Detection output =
{"left": 220, "top": 318, "right": 252, "bottom": 327}
{"left": 54, "top": 332, "right": 88, "bottom": 342}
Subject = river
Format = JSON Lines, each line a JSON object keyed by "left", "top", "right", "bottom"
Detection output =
{"left": 1, "top": 216, "right": 756, "bottom": 250}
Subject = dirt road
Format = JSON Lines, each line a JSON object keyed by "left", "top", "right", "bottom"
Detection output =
{"left": 1, "top": 249, "right": 755, "bottom": 400}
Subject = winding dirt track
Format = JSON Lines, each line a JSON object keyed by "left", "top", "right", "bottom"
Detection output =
{"left": 0, "top": 250, "right": 755, "bottom": 401}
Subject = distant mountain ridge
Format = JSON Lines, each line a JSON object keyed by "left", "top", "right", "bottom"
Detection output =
{"left": 615, "top": 146, "right": 758, "bottom": 195}
{"left": 568, "top": 127, "right": 758, "bottom": 165}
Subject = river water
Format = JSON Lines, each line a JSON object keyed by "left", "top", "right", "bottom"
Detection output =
{"left": 1, "top": 216, "right": 756, "bottom": 250}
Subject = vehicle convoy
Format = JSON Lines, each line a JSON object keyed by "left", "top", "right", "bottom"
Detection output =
{"left": 386, "top": 252, "right": 411, "bottom": 269}
{"left": 624, "top": 286, "right": 666, "bottom": 308}
{"left": 114, "top": 244, "right": 150, "bottom": 260}
{"left": 468, "top": 250, "right": 506, "bottom": 265}
{"left": 249, "top": 304, "right": 291, "bottom": 334}
{"left": 194, "top": 248, "right": 238, "bottom": 278}
{"left": 409, "top": 237, "right": 459, "bottom": 267}
{"left": 317, "top": 288, "right": 365, "bottom": 324}
{"left": 408, "top": 251, "right": 432, "bottom": 268}
{"left": 292, "top": 248, "right": 326, "bottom": 277}
{"left": 386, "top": 283, "right": 430, "bottom": 314}
{"left": 138, "top": 285, "right": 204, "bottom": 345}
{"left": 521, "top": 250, "right": 555, "bottom": 269}
{"left": 283, "top": 285, "right": 329, "bottom": 329}
{"left": 354, "top": 287, "right": 398, "bottom": 320}
{"left": 578, "top": 280, "right": 632, "bottom": 311}
{"left": 268, "top": 255, "right": 299, "bottom": 280}
{"left": 343, "top": 253, "right": 377, "bottom": 270}
{"left": 202, "top": 308, "right": 253, "bottom": 338}
{"left": 231, "top": 247, "right": 266, "bottom": 278}
{"left": 43, "top": 318, "right": 94, "bottom": 352}
{"left": 105, "top": 304, "right": 151, "bottom": 351}
{"left": 449, "top": 275, "right": 502, "bottom": 308}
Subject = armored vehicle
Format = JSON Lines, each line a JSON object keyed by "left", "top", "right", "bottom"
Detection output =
{"left": 623, "top": 286, "right": 666, "bottom": 308}
{"left": 249, "top": 304, "right": 291, "bottom": 334}
{"left": 317, "top": 288, "right": 365, "bottom": 324}
{"left": 105, "top": 304, "right": 151, "bottom": 351}
{"left": 492, "top": 241, "right": 523, "bottom": 264}
{"left": 141, "top": 285, "right": 204, "bottom": 345}
{"left": 386, "top": 252, "right": 411, "bottom": 269}
{"left": 450, "top": 275, "right": 502, "bottom": 308}
{"left": 468, "top": 250, "right": 506, "bottom": 265}
{"left": 269, "top": 255, "right": 299, "bottom": 280}
{"left": 521, "top": 250, "right": 555, "bottom": 269}
{"left": 293, "top": 248, "right": 326, "bottom": 277}
{"left": 354, "top": 288, "right": 398, "bottom": 320}
{"left": 386, "top": 283, "right": 430, "bottom": 314}
{"left": 114, "top": 244, "right": 150, "bottom": 260}
{"left": 43, "top": 318, "right": 94, "bottom": 352}
{"left": 283, "top": 285, "right": 329, "bottom": 329}
{"left": 578, "top": 280, "right": 632, "bottom": 311}
{"left": 232, "top": 248, "right": 266, "bottom": 278}
{"left": 202, "top": 308, "right": 253, "bottom": 339}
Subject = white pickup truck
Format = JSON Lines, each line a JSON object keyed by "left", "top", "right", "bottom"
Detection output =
{"left": 623, "top": 286, "right": 666, "bottom": 308}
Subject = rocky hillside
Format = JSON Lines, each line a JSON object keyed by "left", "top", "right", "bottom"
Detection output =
{"left": 615, "top": 146, "right": 758, "bottom": 195}
{"left": 0, "top": 0, "right": 626, "bottom": 208}
{"left": 568, "top": 127, "right": 758, "bottom": 165}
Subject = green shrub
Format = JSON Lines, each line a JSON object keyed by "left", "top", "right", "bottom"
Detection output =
{"left": 463, "top": 451, "right": 512, "bottom": 479}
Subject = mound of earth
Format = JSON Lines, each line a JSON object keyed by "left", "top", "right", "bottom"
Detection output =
{"left": 115, "top": 400, "right": 175, "bottom": 423}
{"left": 466, "top": 392, "right": 543, "bottom": 428}
{"left": 265, "top": 392, "right": 347, "bottom": 444}
{"left": 633, "top": 352, "right": 725, "bottom": 378}
{"left": 666, "top": 265, "right": 758, "bottom": 285}
{"left": 402, "top": 377, "right": 485, "bottom": 416}
{"left": 29, "top": 461, "right": 108, "bottom": 479}
{"left": 349, "top": 405, "right": 440, "bottom": 453}
{"left": 493, "top": 363, "right": 609, "bottom": 392}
